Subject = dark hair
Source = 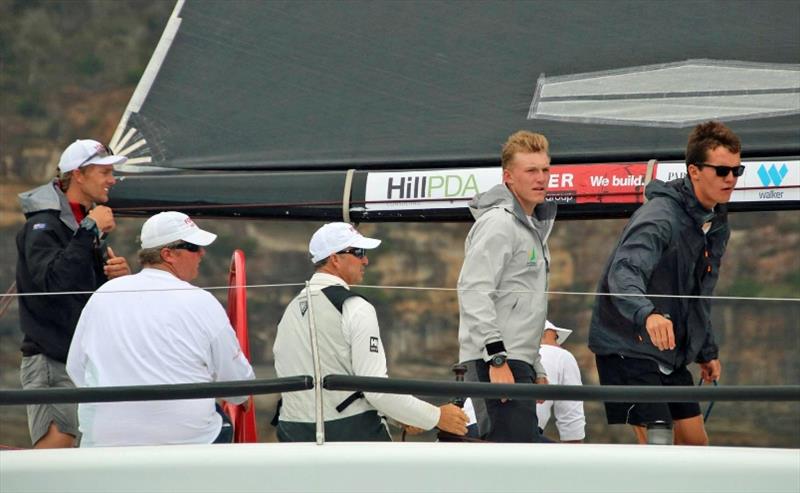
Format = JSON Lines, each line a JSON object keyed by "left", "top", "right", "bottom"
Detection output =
{"left": 685, "top": 121, "right": 741, "bottom": 168}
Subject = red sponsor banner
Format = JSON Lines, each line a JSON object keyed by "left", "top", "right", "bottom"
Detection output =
{"left": 548, "top": 163, "right": 649, "bottom": 204}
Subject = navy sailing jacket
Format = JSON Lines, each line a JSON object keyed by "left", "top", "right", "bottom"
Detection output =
{"left": 15, "top": 181, "right": 107, "bottom": 363}
{"left": 588, "top": 176, "right": 728, "bottom": 371}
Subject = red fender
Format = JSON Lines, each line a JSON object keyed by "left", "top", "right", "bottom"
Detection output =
{"left": 222, "top": 249, "right": 258, "bottom": 443}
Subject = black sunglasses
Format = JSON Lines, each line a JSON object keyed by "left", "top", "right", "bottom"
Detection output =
{"left": 337, "top": 247, "right": 367, "bottom": 259}
{"left": 695, "top": 163, "right": 746, "bottom": 177}
{"left": 170, "top": 241, "right": 202, "bottom": 252}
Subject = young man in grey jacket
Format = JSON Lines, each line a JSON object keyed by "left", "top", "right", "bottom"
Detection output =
{"left": 589, "top": 121, "right": 741, "bottom": 445}
{"left": 457, "top": 130, "right": 556, "bottom": 442}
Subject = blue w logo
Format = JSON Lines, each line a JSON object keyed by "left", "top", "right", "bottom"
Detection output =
{"left": 757, "top": 164, "right": 788, "bottom": 187}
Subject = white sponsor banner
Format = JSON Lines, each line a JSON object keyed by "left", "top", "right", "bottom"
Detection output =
{"left": 365, "top": 168, "right": 502, "bottom": 210}
{"left": 655, "top": 161, "right": 799, "bottom": 202}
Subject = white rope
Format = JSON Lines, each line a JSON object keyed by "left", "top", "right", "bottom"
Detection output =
{"left": 1, "top": 282, "right": 798, "bottom": 303}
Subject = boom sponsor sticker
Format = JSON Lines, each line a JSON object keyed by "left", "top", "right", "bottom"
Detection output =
{"left": 655, "top": 161, "right": 799, "bottom": 202}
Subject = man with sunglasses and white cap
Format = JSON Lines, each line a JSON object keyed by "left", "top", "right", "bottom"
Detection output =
{"left": 66, "top": 211, "right": 254, "bottom": 447}
{"left": 16, "top": 139, "right": 130, "bottom": 448}
{"left": 589, "top": 121, "right": 742, "bottom": 446}
{"left": 273, "top": 222, "right": 468, "bottom": 441}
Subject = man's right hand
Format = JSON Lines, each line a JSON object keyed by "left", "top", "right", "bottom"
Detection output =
{"left": 645, "top": 313, "right": 675, "bottom": 351}
{"left": 437, "top": 403, "right": 468, "bottom": 436}
{"left": 88, "top": 205, "right": 116, "bottom": 233}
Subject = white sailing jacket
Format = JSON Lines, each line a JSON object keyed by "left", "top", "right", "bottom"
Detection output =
{"left": 274, "top": 273, "right": 439, "bottom": 430}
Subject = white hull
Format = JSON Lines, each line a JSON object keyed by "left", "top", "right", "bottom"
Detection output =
{"left": 2, "top": 442, "right": 798, "bottom": 492}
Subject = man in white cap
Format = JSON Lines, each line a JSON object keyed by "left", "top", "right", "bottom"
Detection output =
{"left": 16, "top": 139, "right": 130, "bottom": 448}
{"left": 66, "top": 211, "right": 254, "bottom": 447}
{"left": 537, "top": 320, "right": 585, "bottom": 443}
{"left": 273, "top": 222, "right": 468, "bottom": 441}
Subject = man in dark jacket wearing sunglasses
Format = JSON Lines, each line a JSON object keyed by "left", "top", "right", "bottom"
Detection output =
{"left": 589, "top": 121, "right": 743, "bottom": 446}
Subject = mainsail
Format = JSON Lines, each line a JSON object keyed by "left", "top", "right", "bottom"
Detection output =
{"left": 107, "top": 0, "right": 800, "bottom": 220}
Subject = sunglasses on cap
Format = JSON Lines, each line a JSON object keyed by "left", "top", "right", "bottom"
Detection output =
{"left": 337, "top": 247, "right": 367, "bottom": 259}
{"left": 694, "top": 163, "right": 746, "bottom": 177}
{"left": 170, "top": 241, "right": 202, "bottom": 252}
{"left": 77, "top": 143, "right": 114, "bottom": 168}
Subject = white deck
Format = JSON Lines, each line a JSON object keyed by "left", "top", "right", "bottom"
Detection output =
{"left": 2, "top": 442, "right": 799, "bottom": 492}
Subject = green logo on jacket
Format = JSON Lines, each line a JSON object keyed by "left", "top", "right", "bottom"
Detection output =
{"left": 528, "top": 248, "right": 537, "bottom": 265}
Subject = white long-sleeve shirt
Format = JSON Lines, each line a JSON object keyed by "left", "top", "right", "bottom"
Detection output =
{"left": 536, "top": 344, "right": 585, "bottom": 441}
{"left": 66, "top": 268, "right": 255, "bottom": 447}
{"left": 274, "top": 273, "right": 439, "bottom": 431}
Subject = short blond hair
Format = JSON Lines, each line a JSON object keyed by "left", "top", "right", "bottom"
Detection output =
{"left": 501, "top": 131, "right": 549, "bottom": 169}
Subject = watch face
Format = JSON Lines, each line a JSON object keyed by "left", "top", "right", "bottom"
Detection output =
{"left": 491, "top": 355, "right": 506, "bottom": 367}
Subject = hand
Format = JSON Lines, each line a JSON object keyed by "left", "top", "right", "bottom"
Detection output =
{"left": 88, "top": 205, "right": 116, "bottom": 233}
{"left": 403, "top": 425, "right": 424, "bottom": 435}
{"left": 534, "top": 376, "right": 548, "bottom": 404}
{"left": 104, "top": 247, "right": 131, "bottom": 279}
{"left": 489, "top": 362, "right": 515, "bottom": 402}
{"left": 645, "top": 313, "right": 675, "bottom": 351}
{"left": 436, "top": 403, "right": 468, "bottom": 436}
{"left": 699, "top": 359, "right": 721, "bottom": 383}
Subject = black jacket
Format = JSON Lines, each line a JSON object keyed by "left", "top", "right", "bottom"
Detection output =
{"left": 588, "top": 176, "right": 728, "bottom": 370}
{"left": 15, "top": 181, "right": 107, "bottom": 363}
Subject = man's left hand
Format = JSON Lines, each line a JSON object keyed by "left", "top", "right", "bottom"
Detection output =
{"left": 104, "top": 247, "right": 131, "bottom": 279}
{"left": 699, "top": 359, "right": 721, "bottom": 383}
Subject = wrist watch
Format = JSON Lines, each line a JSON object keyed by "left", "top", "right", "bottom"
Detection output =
{"left": 489, "top": 353, "right": 507, "bottom": 368}
{"left": 80, "top": 216, "right": 100, "bottom": 238}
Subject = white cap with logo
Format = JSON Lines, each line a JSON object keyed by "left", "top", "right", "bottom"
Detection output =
{"left": 544, "top": 320, "right": 573, "bottom": 344}
{"left": 58, "top": 139, "right": 128, "bottom": 174}
{"left": 140, "top": 211, "right": 217, "bottom": 249}
{"left": 309, "top": 222, "right": 381, "bottom": 263}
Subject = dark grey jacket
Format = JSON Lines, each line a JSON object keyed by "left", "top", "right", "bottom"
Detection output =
{"left": 588, "top": 176, "right": 728, "bottom": 370}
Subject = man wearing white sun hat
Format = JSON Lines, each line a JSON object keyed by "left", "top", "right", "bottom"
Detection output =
{"left": 67, "top": 211, "right": 254, "bottom": 447}
{"left": 273, "top": 222, "right": 468, "bottom": 441}
{"left": 16, "top": 139, "right": 130, "bottom": 448}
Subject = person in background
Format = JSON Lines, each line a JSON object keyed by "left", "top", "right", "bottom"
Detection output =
{"left": 67, "top": 211, "right": 254, "bottom": 447}
{"left": 589, "top": 121, "right": 740, "bottom": 445}
{"left": 16, "top": 139, "right": 130, "bottom": 448}
{"left": 273, "top": 222, "right": 468, "bottom": 441}
{"left": 457, "top": 130, "right": 556, "bottom": 442}
{"left": 537, "top": 320, "right": 585, "bottom": 443}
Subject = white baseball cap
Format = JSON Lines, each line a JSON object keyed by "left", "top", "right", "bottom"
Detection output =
{"left": 140, "top": 211, "right": 217, "bottom": 249}
{"left": 309, "top": 222, "right": 381, "bottom": 263}
{"left": 544, "top": 320, "right": 573, "bottom": 344}
{"left": 57, "top": 139, "right": 128, "bottom": 173}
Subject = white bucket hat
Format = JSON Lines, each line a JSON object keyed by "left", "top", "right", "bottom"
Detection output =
{"left": 309, "top": 222, "right": 381, "bottom": 263}
{"left": 544, "top": 320, "right": 573, "bottom": 344}
{"left": 140, "top": 211, "right": 217, "bottom": 249}
{"left": 58, "top": 139, "right": 127, "bottom": 173}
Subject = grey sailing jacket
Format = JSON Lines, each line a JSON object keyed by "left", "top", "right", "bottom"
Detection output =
{"left": 588, "top": 176, "right": 728, "bottom": 370}
{"left": 457, "top": 184, "right": 557, "bottom": 377}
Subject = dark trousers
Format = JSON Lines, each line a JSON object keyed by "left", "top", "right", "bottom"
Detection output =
{"left": 277, "top": 410, "right": 392, "bottom": 442}
{"left": 466, "top": 359, "right": 541, "bottom": 443}
{"left": 212, "top": 403, "right": 234, "bottom": 444}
